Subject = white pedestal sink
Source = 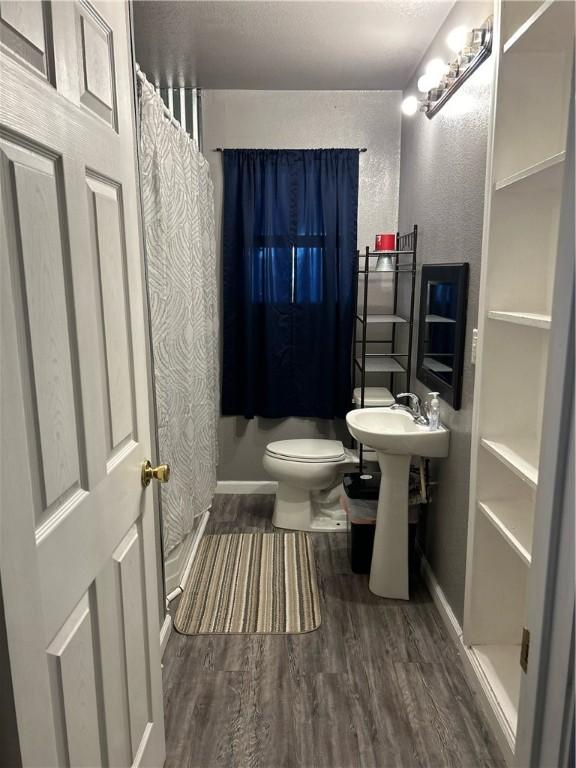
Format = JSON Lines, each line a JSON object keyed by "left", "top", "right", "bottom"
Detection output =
{"left": 346, "top": 408, "right": 450, "bottom": 600}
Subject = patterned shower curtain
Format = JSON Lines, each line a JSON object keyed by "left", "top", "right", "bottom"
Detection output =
{"left": 139, "top": 79, "right": 218, "bottom": 557}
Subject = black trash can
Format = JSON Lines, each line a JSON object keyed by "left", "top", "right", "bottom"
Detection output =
{"left": 342, "top": 474, "right": 379, "bottom": 574}
{"left": 343, "top": 471, "right": 424, "bottom": 578}
{"left": 349, "top": 516, "right": 377, "bottom": 574}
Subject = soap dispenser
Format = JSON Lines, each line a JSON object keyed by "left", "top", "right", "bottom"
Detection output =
{"left": 428, "top": 392, "right": 440, "bottom": 431}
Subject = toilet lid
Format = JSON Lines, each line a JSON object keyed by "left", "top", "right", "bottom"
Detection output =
{"left": 265, "top": 439, "right": 345, "bottom": 463}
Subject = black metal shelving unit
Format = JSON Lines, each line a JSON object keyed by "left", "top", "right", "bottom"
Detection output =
{"left": 352, "top": 225, "right": 418, "bottom": 469}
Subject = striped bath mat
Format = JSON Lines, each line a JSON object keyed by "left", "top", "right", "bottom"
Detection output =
{"left": 174, "top": 532, "right": 321, "bottom": 635}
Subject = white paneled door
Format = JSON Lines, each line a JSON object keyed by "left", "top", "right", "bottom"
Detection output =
{"left": 0, "top": 2, "right": 165, "bottom": 766}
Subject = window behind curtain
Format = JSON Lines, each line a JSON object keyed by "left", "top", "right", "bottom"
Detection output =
{"left": 251, "top": 238, "right": 326, "bottom": 304}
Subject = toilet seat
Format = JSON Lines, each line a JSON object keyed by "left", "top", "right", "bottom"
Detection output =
{"left": 265, "top": 438, "right": 345, "bottom": 463}
{"left": 263, "top": 438, "right": 358, "bottom": 532}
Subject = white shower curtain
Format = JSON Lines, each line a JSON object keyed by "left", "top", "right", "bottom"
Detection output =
{"left": 139, "top": 79, "right": 218, "bottom": 557}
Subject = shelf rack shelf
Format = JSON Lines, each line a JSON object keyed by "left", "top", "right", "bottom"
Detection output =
{"left": 425, "top": 314, "right": 456, "bottom": 324}
{"left": 351, "top": 225, "right": 418, "bottom": 469}
{"left": 463, "top": 1, "right": 574, "bottom": 760}
{"left": 355, "top": 313, "right": 407, "bottom": 324}
{"left": 488, "top": 157, "right": 564, "bottom": 317}
{"left": 487, "top": 310, "right": 551, "bottom": 329}
{"left": 357, "top": 268, "right": 414, "bottom": 275}
{"left": 477, "top": 500, "right": 533, "bottom": 565}
{"left": 501, "top": 0, "right": 547, "bottom": 50}
{"left": 355, "top": 357, "right": 406, "bottom": 374}
{"left": 503, "top": 0, "right": 569, "bottom": 54}
{"left": 493, "top": 1, "right": 573, "bottom": 182}
{"left": 494, "top": 150, "right": 565, "bottom": 191}
{"left": 480, "top": 437, "right": 539, "bottom": 489}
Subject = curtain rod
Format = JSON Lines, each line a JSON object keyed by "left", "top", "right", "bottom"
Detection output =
{"left": 135, "top": 63, "right": 184, "bottom": 133}
{"left": 213, "top": 147, "right": 367, "bottom": 152}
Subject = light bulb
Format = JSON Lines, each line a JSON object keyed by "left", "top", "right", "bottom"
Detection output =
{"left": 447, "top": 25, "right": 468, "bottom": 53}
{"left": 401, "top": 95, "right": 418, "bottom": 116}
{"left": 417, "top": 73, "right": 435, "bottom": 93}
{"left": 425, "top": 57, "right": 449, "bottom": 86}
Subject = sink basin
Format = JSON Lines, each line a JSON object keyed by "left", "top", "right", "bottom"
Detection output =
{"left": 345, "top": 406, "right": 450, "bottom": 601}
{"left": 346, "top": 407, "right": 449, "bottom": 458}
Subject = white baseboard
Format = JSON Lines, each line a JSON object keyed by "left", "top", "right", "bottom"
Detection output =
{"left": 417, "top": 545, "right": 514, "bottom": 766}
{"left": 179, "top": 508, "right": 210, "bottom": 592}
{"left": 464, "top": 641, "right": 515, "bottom": 765}
{"left": 216, "top": 480, "right": 278, "bottom": 494}
{"left": 416, "top": 544, "right": 463, "bottom": 646}
{"left": 160, "top": 614, "right": 172, "bottom": 658}
{"left": 165, "top": 508, "right": 211, "bottom": 602}
{"left": 164, "top": 526, "right": 195, "bottom": 596}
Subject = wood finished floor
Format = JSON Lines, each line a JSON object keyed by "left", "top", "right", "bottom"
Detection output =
{"left": 163, "top": 495, "right": 504, "bottom": 768}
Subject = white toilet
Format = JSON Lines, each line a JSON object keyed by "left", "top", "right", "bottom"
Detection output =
{"left": 263, "top": 438, "right": 359, "bottom": 532}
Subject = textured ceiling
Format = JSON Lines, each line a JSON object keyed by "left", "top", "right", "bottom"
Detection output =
{"left": 133, "top": 1, "right": 455, "bottom": 90}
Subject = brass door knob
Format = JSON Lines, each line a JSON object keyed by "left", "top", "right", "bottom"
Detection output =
{"left": 141, "top": 460, "right": 171, "bottom": 487}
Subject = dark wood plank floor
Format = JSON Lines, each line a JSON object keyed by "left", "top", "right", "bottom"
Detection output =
{"left": 163, "top": 495, "right": 504, "bottom": 768}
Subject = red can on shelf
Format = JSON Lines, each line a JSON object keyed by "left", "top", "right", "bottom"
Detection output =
{"left": 374, "top": 233, "right": 396, "bottom": 251}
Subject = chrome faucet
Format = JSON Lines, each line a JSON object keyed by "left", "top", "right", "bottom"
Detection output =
{"left": 390, "top": 392, "right": 429, "bottom": 425}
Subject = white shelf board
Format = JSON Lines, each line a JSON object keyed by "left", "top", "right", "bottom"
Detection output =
{"left": 471, "top": 644, "right": 522, "bottom": 739}
{"left": 504, "top": 0, "right": 572, "bottom": 54}
{"left": 503, "top": 0, "right": 553, "bottom": 53}
{"left": 477, "top": 500, "right": 533, "bottom": 565}
{"left": 359, "top": 357, "right": 405, "bottom": 373}
{"left": 480, "top": 437, "right": 539, "bottom": 489}
{"left": 487, "top": 310, "right": 551, "bottom": 329}
{"left": 352, "top": 386, "right": 394, "bottom": 407}
{"left": 486, "top": 156, "right": 564, "bottom": 313}
{"left": 423, "top": 357, "right": 452, "bottom": 373}
{"left": 425, "top": 314, "right": 456, "bottom": 324}
{"left": 494, "top": 151, "right": 565, "bottom": 192}
{"left": 365, "top": 314, "right": 407, "bottom": 324}
{"left": 501, "top": 1, "right": 545, "bottom": 46}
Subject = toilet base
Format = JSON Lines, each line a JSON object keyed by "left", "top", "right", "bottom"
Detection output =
{"left": 272, "top": 481, "right": 348, "bottom": 533}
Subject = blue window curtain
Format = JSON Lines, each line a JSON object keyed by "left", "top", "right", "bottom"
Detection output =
{"left": 222, "top": 149, "right": 359, "bottom": 419}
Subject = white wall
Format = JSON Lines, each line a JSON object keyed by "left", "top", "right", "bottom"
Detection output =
{"left": 203, "top": 89, "right": 402, "bottom": 481}
{"left": 397, "top": 0, "right": 494, "bottom": 624}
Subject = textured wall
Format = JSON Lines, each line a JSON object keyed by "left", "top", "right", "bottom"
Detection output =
{"left": 203, "top": 89, "right": 402, "bottom": 481}
{"left": 397, "top": 1, "right": 493, "bottom": 624}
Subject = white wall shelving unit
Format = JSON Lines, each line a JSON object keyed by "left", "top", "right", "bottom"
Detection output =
{"left": 463, "top": 0, "right": 574, "bottom": 762}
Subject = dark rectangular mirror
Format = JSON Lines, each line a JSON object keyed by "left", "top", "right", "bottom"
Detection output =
{"left": 416, "top": 263, "right": 469, "bottom": 410}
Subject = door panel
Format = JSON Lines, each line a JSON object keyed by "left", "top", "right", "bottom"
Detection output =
{"left": 0, "top": 140, "right": 83, "bottom": 522}
{"left": 96, "top": 558, "right": 133, "bottom": 767}
{"left": 47, "top": 592, "right": 103, "bottom": 768}
{"left": 76, "top": 0, "right": 116, "bottom": 126}
{"left": 115, "top": 526, "right": 151, "bottom": 759}
{"left": 86, "top": 174, "right": 136, "bottom": 457}
{"left": 0, "top": 0, "right": 52, "bottom": 78}
{"left": 1, "top": 1, "right": 45, "bottom": 50}
{"left": 0, "top": 2, "right": 165, "bottom": 766}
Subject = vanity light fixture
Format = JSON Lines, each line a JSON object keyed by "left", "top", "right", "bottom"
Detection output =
{"left": 401, "top": 95, "right": 418, "bottom": 116}
{"left": 418, "top": 16, "right": 493, "bottom": 119}
{"left": 425, "top": 57, "right": 449, "bottom": 85}
{"left": 417, "top": 73, "right": 436, "bottom": 93}
{"left": 447, "top": 25, "right": 469, "bottom": 53}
